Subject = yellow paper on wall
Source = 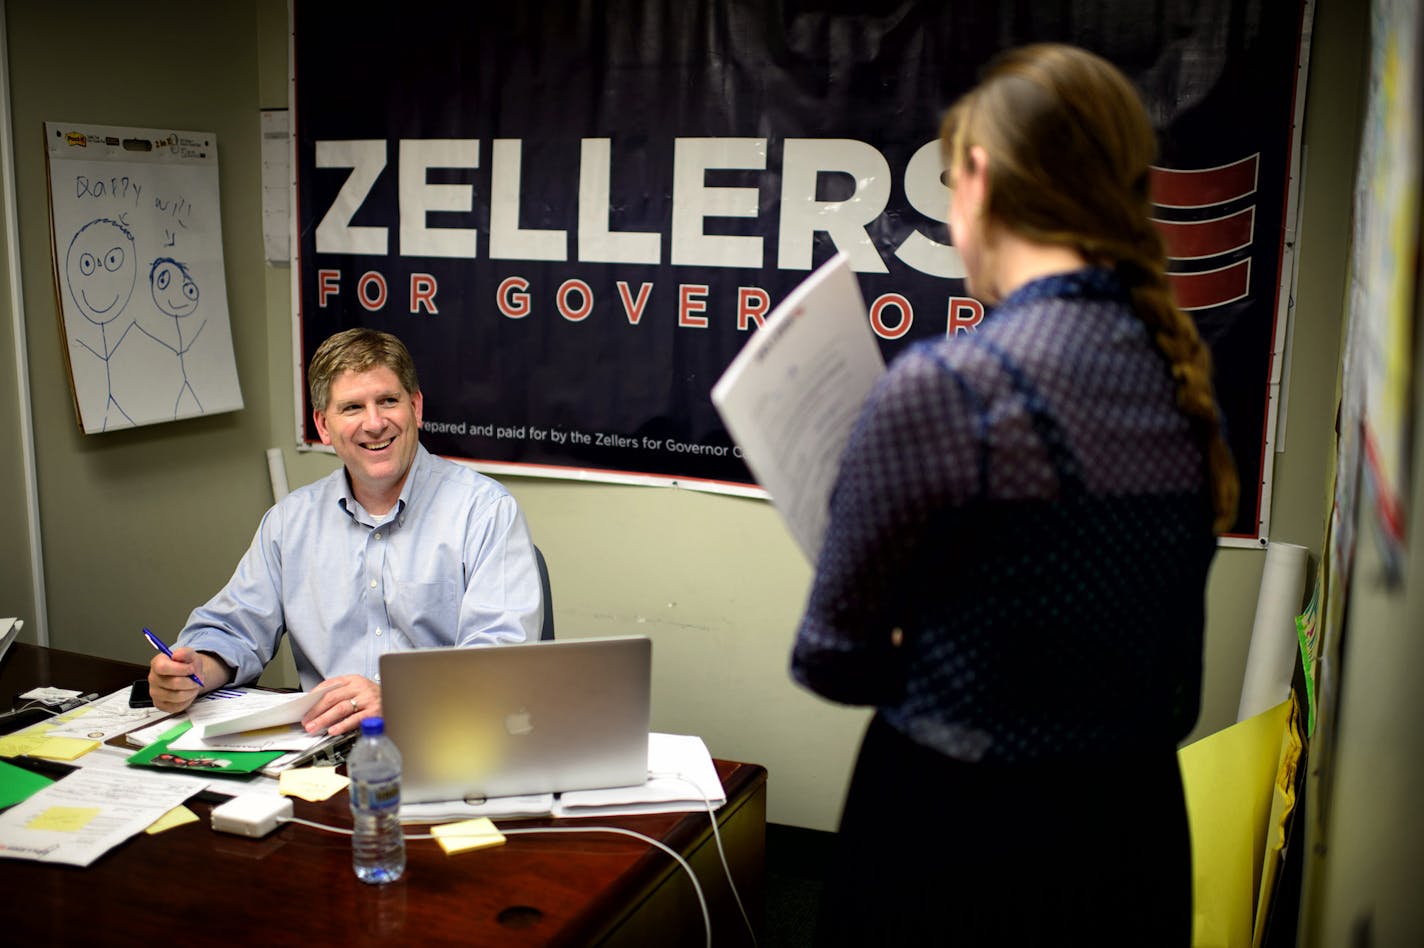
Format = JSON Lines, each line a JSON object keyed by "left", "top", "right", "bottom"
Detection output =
{"left": 1178, "top": 697, "right": 1292, "bottom": 948}
{"left": 1252, "top": 696, "right": 1303, "bottom": 948}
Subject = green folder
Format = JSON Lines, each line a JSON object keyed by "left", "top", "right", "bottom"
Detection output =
{"left": 126, "top": 721, "right": 283, "bottom": 776}
{"left": 0, "top": 758, "right": 54, "bottom": 809}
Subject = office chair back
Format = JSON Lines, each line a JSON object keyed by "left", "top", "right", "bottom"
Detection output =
{"left": 534, "top": 545, "right": 555, "bottom": 640}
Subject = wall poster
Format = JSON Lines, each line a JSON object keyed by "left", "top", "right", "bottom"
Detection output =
{"left": 292, "top": 1, "right": 1310, "bottom": 540}
{"left": 46, "top": 122, "right": 243, "bottom": 434}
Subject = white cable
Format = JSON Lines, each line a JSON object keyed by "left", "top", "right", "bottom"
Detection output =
{"left": 649, "top": 770, "right": 758, "bottom": 947}
{"left": 278, "top": 817, "right": 713, "bottom": 948}
{"left": 279, "top": 816, "right": 349, "bottom": 834}
{"left": 503, "top": 825, "right": 711, "bottom": 948}
{"left": 0, "top": 700, "right": 57, "bottom": 721}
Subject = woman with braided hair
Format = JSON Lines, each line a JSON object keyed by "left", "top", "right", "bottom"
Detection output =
{"left": 791, "top": 44, "right": 1238, "bottom": 945}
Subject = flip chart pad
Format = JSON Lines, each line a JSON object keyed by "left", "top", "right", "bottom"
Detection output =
{"left": 45, "top": 122, "right": 244, "bottom": 433}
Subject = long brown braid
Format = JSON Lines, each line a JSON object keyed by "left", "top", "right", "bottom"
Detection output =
{"left": 941, "top": 44, "right": 1240, "bottom": 532}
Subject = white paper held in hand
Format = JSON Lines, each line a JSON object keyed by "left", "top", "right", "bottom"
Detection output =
{"left": 196, "top": 683, "right": 337, "bottom": 738}
{"left": 711, "top": 252, "right": 885, "bottom": 563}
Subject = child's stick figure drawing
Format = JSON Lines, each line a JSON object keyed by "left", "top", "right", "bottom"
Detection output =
{"left": 66, "top": 217, "right": 138, "bottom": 430}
{"left": 139, "top": 256, "right": 207, "bottom": 416}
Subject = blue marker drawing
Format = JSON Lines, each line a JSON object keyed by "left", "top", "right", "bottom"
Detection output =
{"left": 65, "top": 217, "right": 139, "bottom": 430}
{"left": 138, "top": 256, "right": 207, "bottom": 417}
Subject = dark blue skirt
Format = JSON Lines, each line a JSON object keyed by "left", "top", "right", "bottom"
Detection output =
{"left": 815, "top": 713, "right": 1193, "bottom": 947}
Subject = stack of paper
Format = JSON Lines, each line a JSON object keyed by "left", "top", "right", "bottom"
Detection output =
{"left": 0, "top": 618, "right": 20, "bottom": 664}
{"left": 556, "top": 733, "right": 725, "bottom": 818}
{"left": 124, "top": 686, "right": 347, "bottom": 775}
{"left": 398, "top": 733, "right": 726, "bottom": 824}
{"left": 0, "top": 767, "right": 199, "bottom": 866}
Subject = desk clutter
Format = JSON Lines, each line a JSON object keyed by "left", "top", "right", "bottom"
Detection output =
{"left": 0, "top": 681, "right": 726, "bottom": 869}
{"left": 0, "top": 645, "right": 766, "bottom": 945}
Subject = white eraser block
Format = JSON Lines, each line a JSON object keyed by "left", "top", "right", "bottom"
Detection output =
{"left": 211, "top": 795, "right": 294, "bottom": 838}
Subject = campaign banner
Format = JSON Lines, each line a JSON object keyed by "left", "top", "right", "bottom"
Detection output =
{"left": 293, "top": 1, "right": 1307, "bottom": 538}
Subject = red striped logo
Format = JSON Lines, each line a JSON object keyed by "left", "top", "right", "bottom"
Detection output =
{"left": 1154, "top": 207, "right": 1255, "bottom": 260}
{"left": 1168, "top": 259, "right": 1252, "bottom": 310}
{"left": 1150, "top": 155, "right": 1259, "bottom": 311}
{"left": 1150, "top": 156, "right": 1258, "bottom": 208}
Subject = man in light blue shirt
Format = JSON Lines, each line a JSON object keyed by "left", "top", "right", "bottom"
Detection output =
{"left": 147, "top": 328, "right": 542, "bottom": 735}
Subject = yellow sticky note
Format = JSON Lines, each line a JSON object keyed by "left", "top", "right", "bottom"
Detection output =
{"left": 146, "top": 805, "right": 200, "bottom": 835}
{"left": 279, "top": 766, "right": 351, "bottom": 802}
{"left": 22, "top": 736, "right": 99, "bottom": 761}
{"left": 0, "top": 735, "right": 41, "bottom": 758}
{"left": 0, "top": 728, "right": 56, "bottom": 758}
{"left": 432, "top": 818, "right": 507, "bottom": 855}
{"left": 28, "top": 805, "right": 101, "bottom": 832}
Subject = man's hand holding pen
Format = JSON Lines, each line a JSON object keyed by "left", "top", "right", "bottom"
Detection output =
{"left": 148, "top": 647, "right": 232, "bottom": 713}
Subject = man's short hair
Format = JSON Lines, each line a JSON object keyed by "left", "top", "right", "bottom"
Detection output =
{"left": 308, "top": 328, "right": 420, "bottom": 412}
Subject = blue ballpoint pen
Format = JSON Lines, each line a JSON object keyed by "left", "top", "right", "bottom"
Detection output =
{"left": 142, "top": 627, "right": 205, "bottom": 687}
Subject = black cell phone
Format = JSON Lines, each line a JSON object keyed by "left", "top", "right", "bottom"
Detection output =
{"left": 128, "top": 679, "right": 153, "bottom": 708}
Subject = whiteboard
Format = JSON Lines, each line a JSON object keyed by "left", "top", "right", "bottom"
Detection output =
{"left": 45, "top": 122, "right": 243, "bottom": 433}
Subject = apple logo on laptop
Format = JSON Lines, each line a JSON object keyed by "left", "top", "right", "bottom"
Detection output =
{"left": 504, "top": 707, "right": 534, "bottom": 737}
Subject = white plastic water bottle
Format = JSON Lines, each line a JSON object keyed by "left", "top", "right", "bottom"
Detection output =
{"left": 348, "top": 716, "right": 406, "bottom": 884}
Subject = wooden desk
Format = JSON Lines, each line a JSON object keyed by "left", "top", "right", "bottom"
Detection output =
{"left": 1, "top": 644, "right": 767, "bottom": 946}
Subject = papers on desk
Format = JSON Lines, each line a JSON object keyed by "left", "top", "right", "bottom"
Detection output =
{"left": 401, "top": 792, "right": 556, "bottom": 824}
{"left": 39, "top": 688, "right": 170, "bottom": 742}
{"left": 0, "top": 618, "right": 20, "bottom": 663}
{"left": 170, "top": 721, "right": 328, "bottom": 752}
{"left": 0, "top": 767, "right": 198, "bottom": 867}
{"left": 0, "top": 688, "right": 169, "bottom": 761}
{"left": 123, "top": 686, "right": 348, "bottom": 775}
{"left": 193, "top": 684, "right": 334, "bottom": 738}
{"left": 399, "top": 733, "right": 726, "bottom": 824}
{"left": 0, "top": 684, "right": 300, "bottom": 869}
{"left": 710, "top": 252, "right": 884, "bottom": 563}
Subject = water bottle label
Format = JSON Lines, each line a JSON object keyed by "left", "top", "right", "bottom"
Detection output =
{"left": 356, "top": 778, "right": 401, "bottom": 811}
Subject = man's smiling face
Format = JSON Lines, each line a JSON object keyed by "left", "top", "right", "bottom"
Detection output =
{"left": 313, "top": 366, "right": 423, "bottom": 514}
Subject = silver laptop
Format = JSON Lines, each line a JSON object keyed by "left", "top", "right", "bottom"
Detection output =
{"left": 379, "top": 636, "right": 651, "bottom": 804}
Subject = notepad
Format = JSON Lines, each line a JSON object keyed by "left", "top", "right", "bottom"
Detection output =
{"left": 432, "top": 818, "right": 506, "bottom": 855}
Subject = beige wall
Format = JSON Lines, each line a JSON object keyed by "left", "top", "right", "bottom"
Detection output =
{"left": 4, "top": 1, "right": 276, "bottom": 668}
{"left": 1, "top": 0, "right": 1365, "bottom": 844}
{"left": 0, "top": 9, "right": 37, "bottom": 632}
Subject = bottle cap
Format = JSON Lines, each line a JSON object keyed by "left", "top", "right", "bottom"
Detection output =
{"left": 360, "top": 716, "right": 385, "bottom": 736}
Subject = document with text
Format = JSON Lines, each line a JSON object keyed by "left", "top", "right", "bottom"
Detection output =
{"left": 0, "top": 767, "right": 197, "bottom": 867}
{"left": 711, "top": 252, "right": 885, "bottom": 562}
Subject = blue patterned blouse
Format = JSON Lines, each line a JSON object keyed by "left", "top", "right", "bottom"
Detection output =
{"left": 792, "top": 268, "right": 1219, "bottom": 763}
